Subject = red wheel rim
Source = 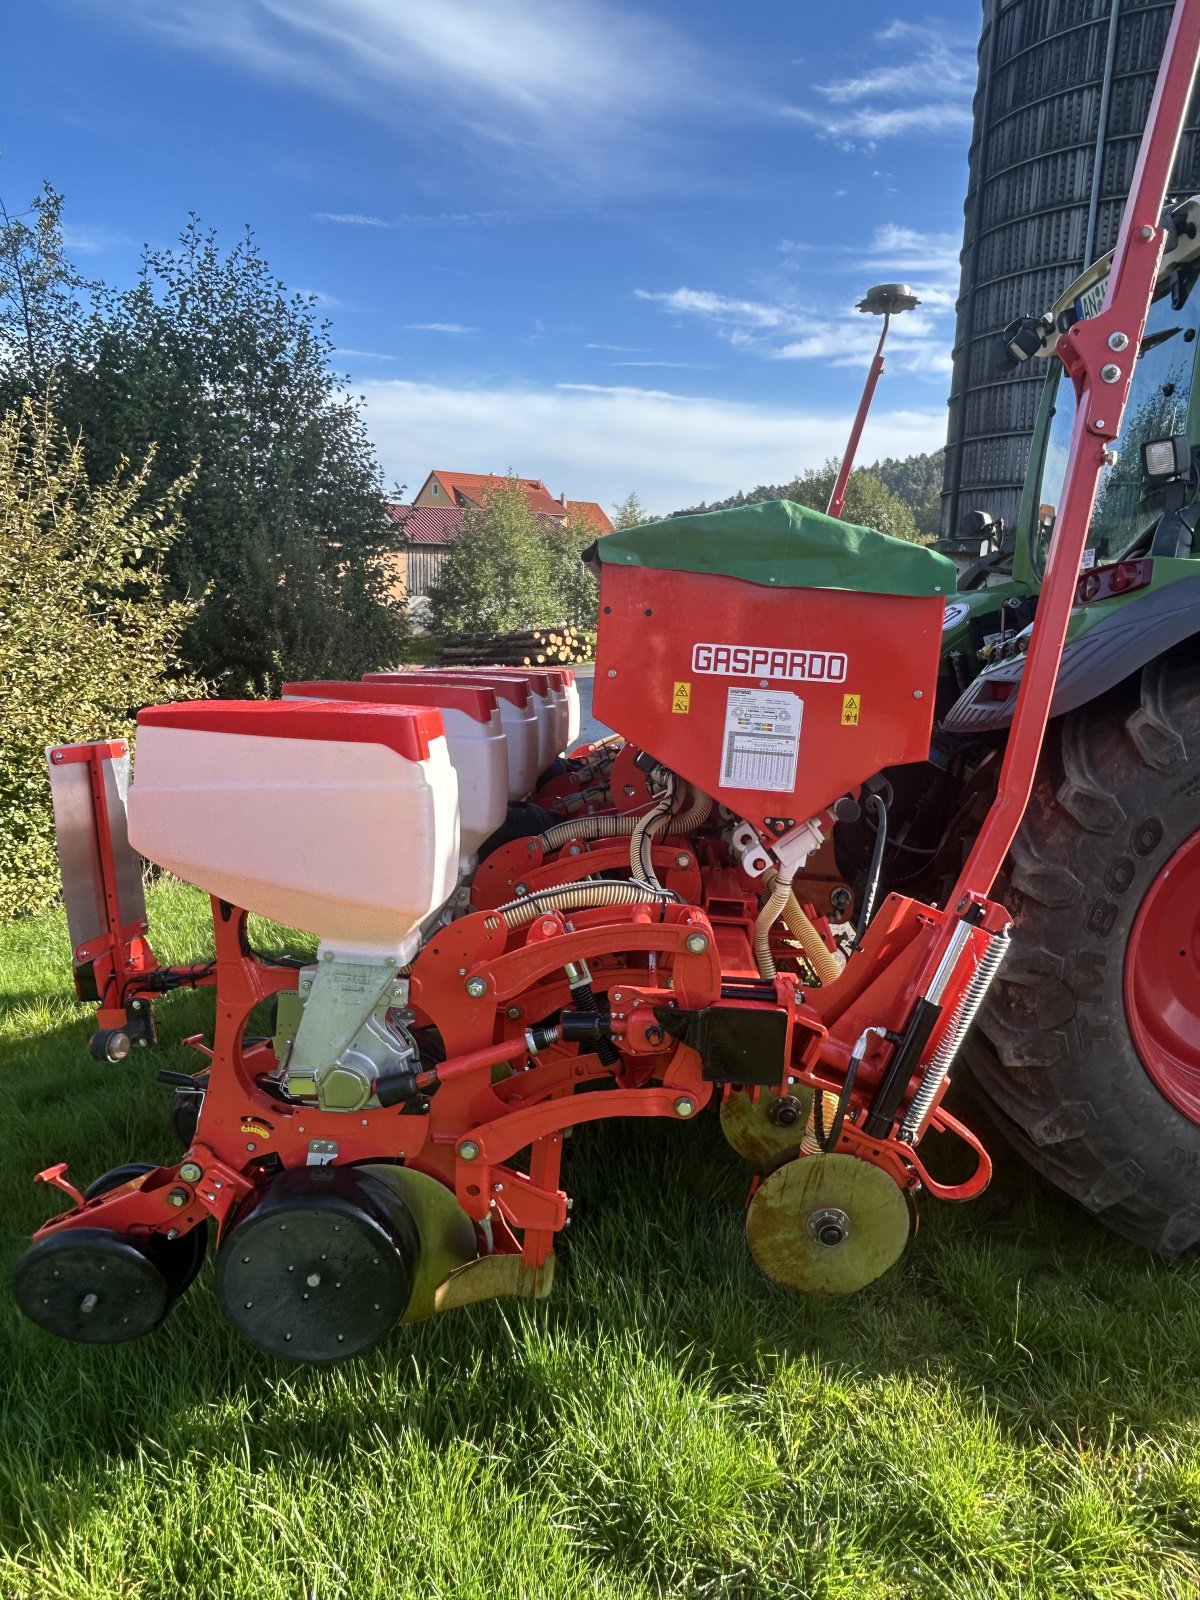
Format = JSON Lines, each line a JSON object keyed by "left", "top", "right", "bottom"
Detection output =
{"left": 1124, "top": 828, "right": 1200, "bottom": 1124}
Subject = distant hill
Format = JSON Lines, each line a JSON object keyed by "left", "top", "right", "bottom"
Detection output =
{"left": 670, "top": 449, "right": 944, "bottom": 542}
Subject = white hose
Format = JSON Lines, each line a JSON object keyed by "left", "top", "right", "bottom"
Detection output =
{"left": 498, "top": 877, "right": 679, "bottom": 929}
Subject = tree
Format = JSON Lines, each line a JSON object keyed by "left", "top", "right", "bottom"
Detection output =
{"left": 432, "top": 476, "right": 579, "bottom": 633}
{"left": 543, "top": 508, "right": 600, "bottom": 627}
{"left": 869, "top": 449, "right": 944, "bottom": 539}
{"left": 0, "top": 184, "right": 90, "bottom": 402}
{"left": 1, "top": 194, "right": 404, "bottom": 694}
{"left": 671, "top": 458, "right": 921, "bottom": 542}
{"left": 611, "top": 491, "right": 657, "bottom": 530}
{"left": 0, "top": 397, "right": 201, "bottom": 918}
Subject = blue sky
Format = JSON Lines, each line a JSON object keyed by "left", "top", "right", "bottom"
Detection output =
{"left": 5, "top": 1, "right": 977, "bottom": 514}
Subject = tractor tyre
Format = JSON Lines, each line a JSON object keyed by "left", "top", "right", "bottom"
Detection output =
{"left": 971, "top": 646, "right": 1200, "bottom": 1255}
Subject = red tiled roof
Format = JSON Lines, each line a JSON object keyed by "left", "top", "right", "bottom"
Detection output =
{"left": 385, "top": 504, "right": 463, "bottom": 545}
{"left": 565, "top": 500, "right": 614, "bottom": 534}
{"left": 428, "top": 470, "right": 567, "bottom": 519}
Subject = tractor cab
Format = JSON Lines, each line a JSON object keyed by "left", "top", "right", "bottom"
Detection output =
{"left": 940, "top": 195, "right": 1200, "bottom": 731}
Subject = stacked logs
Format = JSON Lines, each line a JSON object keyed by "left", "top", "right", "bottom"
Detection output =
{"left": 437, "top": 624, "right": 596, "bottom": 667}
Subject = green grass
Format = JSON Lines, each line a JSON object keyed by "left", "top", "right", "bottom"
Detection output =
{"left": 2, "top": 879, "right": 1200, "bottom": 1599}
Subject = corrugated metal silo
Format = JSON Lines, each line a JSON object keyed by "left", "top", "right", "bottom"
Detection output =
{"left": 941, "top": 0, "right": 1200, "bottom": 538}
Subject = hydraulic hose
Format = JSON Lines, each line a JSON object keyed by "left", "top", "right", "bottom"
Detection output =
{"left": 498, "top": 878, "right": 680, "bottom": 929}
{"left": 538, "top": 788, "right": 712, "bottom": 855}
{"left": 853, "top": 791, "right": 888, "bottom": 949}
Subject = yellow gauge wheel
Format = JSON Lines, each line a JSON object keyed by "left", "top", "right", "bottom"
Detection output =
{"left": 720, "top": 1085, "right": 814, "bottom": 1168}
{"left": 745, "top": 1152, "right": 915, "bottom": 1296}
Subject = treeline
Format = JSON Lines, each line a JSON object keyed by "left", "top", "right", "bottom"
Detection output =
{"left": 1, "top": 184, "right": 402, "bottom": 915}
{"left": 670, "top": 450, "right": 945, "bottom": 541}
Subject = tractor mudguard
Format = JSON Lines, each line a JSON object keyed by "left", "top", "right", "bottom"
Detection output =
{"left": 940, "top": 568, "right": 1200, "bottom": 734}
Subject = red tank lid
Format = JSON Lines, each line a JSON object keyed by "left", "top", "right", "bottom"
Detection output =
{"left": 365, "top": 670, "right": 531, "bottom": 709}
{"left": 285, "top": 679, "right": 497, "bottom": 724}
{"left": 138, "top": 698, "right": 443, "bottom": 764}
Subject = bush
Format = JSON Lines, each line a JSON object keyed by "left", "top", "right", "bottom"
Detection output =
{"left": 428, "top": 479, "right": 596, "bottom": 635}
{"left": 0, "top": 397, "right": 201, "bottom": 918}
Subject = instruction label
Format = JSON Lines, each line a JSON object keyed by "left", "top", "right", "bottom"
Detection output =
{"left": 841, "top": 693, "right": 861, "bottom": 726}
{"left": 672, "top": 681, "right": 691, "bottom": 714}
{"left": 720, "top": 687, "right": 802, "bottom": 793}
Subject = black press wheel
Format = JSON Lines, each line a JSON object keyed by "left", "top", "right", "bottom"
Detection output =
{"left": 83, "top": 1162, "right": 208, "bottom": 1299}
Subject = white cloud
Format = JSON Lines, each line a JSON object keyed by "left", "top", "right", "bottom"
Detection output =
{"left": 635, "top": 286, "right": 807, "bottom": 332}
{"left": 635, "top": 224, "right": 962, "bottom": 381}
{"left": 314, "top": 208, "right": 525, "bottom": 228}
{"left": 116, "top": 0, "right": 710, "bottom": 192}
{"left": 585, "top": 342, "right": 651, "bottom": 352}
{"left": 785, "top": 20, "right": 975, "bottom": 148}
{"left": 335, "top": 347, "right": 398, "bottom": 360}
{"left": 358, "top": 378, "right": 945, "bottom": 514}
{"left": 610, "top": 360, "right": 715, "bottom": 369}
{"left": 403, "top": 322, "right": 477, "bottom": 334}
{"left": 62, "top": 223, "right": 135, "bottom": 254}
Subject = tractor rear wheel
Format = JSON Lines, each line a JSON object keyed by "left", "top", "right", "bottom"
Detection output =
{"left": 972, "top": 647, "right": 1200, "bottom": 1254}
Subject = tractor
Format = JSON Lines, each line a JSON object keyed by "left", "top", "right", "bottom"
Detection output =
{"left": 11, "top": 2, "right": 1200, "bottom": 1364}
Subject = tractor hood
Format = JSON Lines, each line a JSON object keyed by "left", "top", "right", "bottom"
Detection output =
{"left": 591, "top": 499, "right": 958, "bottom": 599}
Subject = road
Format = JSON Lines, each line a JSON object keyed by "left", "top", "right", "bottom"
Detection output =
{"left": 571, "top": 663, "right": 610, "bottom": 746}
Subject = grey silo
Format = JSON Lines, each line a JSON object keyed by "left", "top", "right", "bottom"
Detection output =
{"left": 941, "top": 0, "right": 1200, "bottom": 540}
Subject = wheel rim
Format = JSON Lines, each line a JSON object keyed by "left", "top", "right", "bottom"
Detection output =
{"left": 1125, "top": 827, "right": 1200, "bottom": 1123}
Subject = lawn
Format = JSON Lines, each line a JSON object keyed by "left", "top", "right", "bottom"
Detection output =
{"left": 2, "top": 878, "right": 1199, "bottom": 1600}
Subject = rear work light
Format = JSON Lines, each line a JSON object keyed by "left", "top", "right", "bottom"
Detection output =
{"left": 1076, "top": 558, "right": 1154, "bottom": 606}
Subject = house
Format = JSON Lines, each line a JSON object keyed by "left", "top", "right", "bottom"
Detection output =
{"left": 388, "top": 471, "right": 614, "bottom": 607}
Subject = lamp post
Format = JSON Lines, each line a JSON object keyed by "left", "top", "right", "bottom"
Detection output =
{"left": 825, "top": 283, "right": 920, "bottom": 520}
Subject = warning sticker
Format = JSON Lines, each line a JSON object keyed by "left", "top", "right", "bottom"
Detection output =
{"left": 672, "top": 680, "right": 691, "bottom": 714}
{"left": 720, "top": 687, "right": 802, "bottom": 793}
{"left": 841, "top": 693, "right": 861, "bottom": 726}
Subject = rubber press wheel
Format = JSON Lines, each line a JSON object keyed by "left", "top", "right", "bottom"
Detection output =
{"left": 84, "top": 1162, "right": 208, "bottom": 1299}
{"left": 12, "top": 1228, "right": 172, "bottom": 1344}
{"left": 971, "top": 649, "right": 1200, "bottom": 1255}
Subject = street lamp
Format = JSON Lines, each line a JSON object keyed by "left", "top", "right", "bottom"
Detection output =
{"left": 826, "top": 283, "right": 921, "bottom": 520}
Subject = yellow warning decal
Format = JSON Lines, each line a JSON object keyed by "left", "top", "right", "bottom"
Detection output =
{"left": 672, "top": 681, "right": 691, "bottom": 714}
{"left": 841, "top": 693, "right": 861, "bottom": 726}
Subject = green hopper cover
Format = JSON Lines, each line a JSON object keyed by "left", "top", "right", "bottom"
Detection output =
{"left": 594, "top": 499, "right": 956, "bottom": 599}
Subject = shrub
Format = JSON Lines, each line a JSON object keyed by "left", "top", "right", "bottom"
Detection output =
{"left": 0, "top": 397, "right": 200, "bottom": 918}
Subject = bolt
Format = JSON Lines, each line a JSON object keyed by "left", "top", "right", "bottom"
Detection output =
{"left": 912, "top": 689, "right": 923, "bottom": 700}
{"left": 514, "top": 882, "right": 530, "bottom": 896}
{"left": 624, "top": 784, "right": 636, "bottom": 796}
{"left": 166, "top": 1228, "right": 179, "bottom": 1241}
{"left": 459, "top": 1140, "right": 479, "bottom": 1161}
{"left": 167, "top": 1187, "right": 190, "bottom": 1208}
{"left": 465, "top": 976, "right": 488, "bottom": 998}
{"left": 612, "top": 991, "right": 623, "bottom": 1003}
{"left": 645, "top": 1024, "right": 666, "bottom": 1047}
{"left": 526, "top": 840, "right": 538, "bottom": 852}
{"left": 506, "top": 1005, "right": 522, "bottom": 1021}
{"left": 52, "top": 750, "right": 64, "bottom": 763}
{"left": 492, "top": 1182, "right": 505, "bottom": 1193}
{"left": 1108, "top": 331, "right": 1129, "bottom": 351}
{"left": 80, "top": 1293, "right": 98, "bottom": 1314}
{"left": 179, "top": 1161, "right": 202, "bottom": 1183}
{"left": 674, "top": 1097, "right": 696, "bottom": 1117}
{"left": 1095, "top": 419, "right": 1106, "bottom": 429}
{"left": 767, "top": 1095, "right": 803, "bottom": 1128}
{"left": 245, "top": 1142, "right": 257, "bottom": 1153}
{"left": 1139, "top": 224, "right": 1155, "bottom": 240}
{"left": 685, "top": 932, "right": 709, "bottom": 954}
{"left": 675, "top": 854, "right": 690, "bottom": 868}
{"left": 540, "top": 920, "right": 558, "bottom": 936}
{"left": 307, "top": 1272, "right": 321, "bottom": 1287}
{"left": 1100, "top": 363, "right": 1121, "bottom": 384}
{"left": 568, "top": 845, "right": 582, "bottom": 856}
